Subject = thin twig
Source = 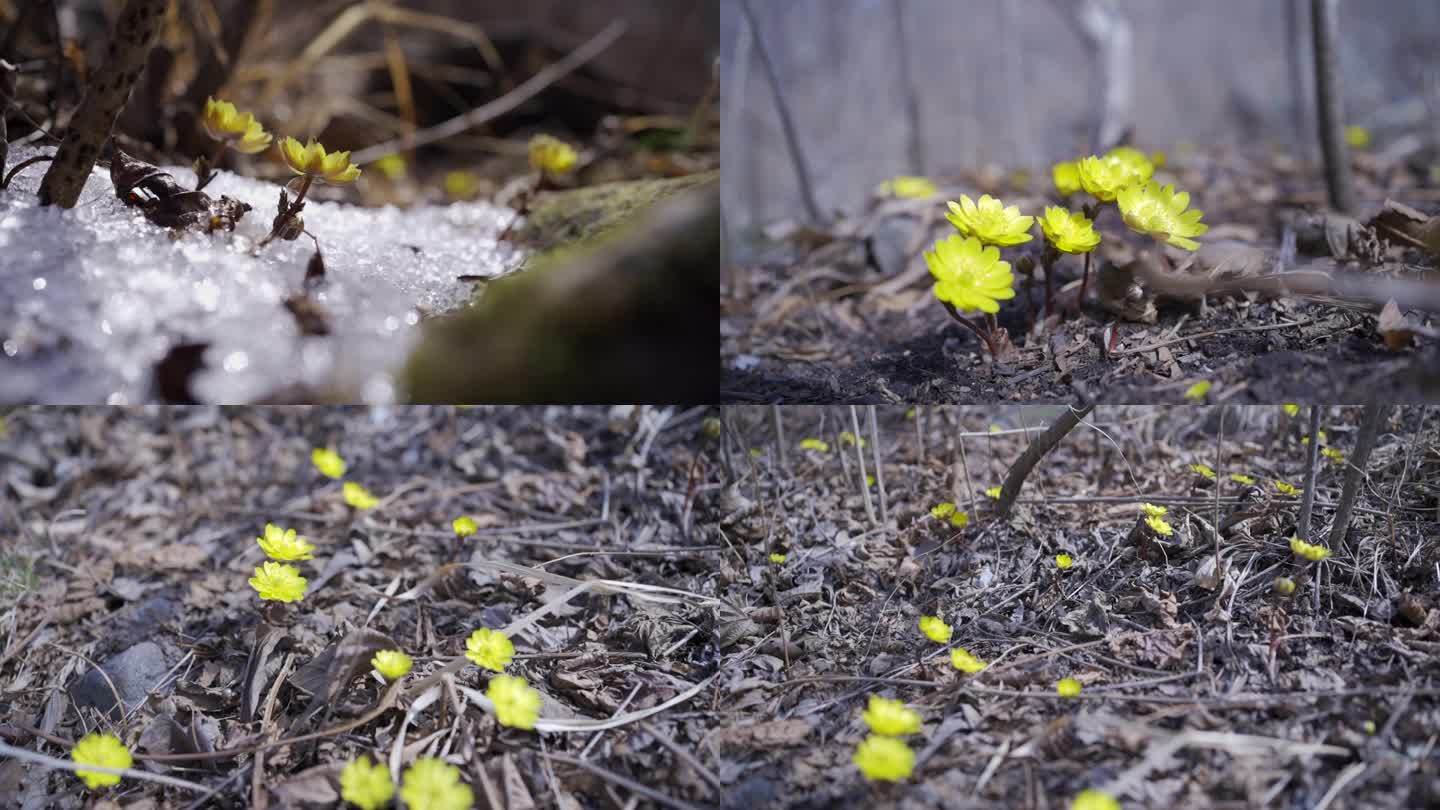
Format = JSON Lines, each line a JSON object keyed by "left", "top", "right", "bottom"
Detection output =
{"left": 850, "top": 406, "right": 876, "bottom": 528}
{"left": 735, "top": 0, "right": 822, "bottom": 224}
{"left": 349, "top": 20, "right": 626, "bottom": 164}
{"left": 1298, "top": 406, "right": 1324, "bottom": 539}
{"left": 867, "top": 405, "right": 889, "bottom": 526}
{"left": 541, "top": 751, "right": 708, "bottom": 810}
{"left": 1110, "top": 319, "right": 1312, "bottom": 356}
{"left": 0, "top": 741, "right": 212, "bottom": 792}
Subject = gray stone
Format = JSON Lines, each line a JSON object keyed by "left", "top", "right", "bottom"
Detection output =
{"left": 70, "top": 641, "right": 176, "bottom": 720}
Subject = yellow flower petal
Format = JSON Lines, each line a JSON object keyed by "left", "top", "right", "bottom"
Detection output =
{"left": 488, "top": 674, "right": 543, "bottom": 729}
{"left": 853, "top": 735, "right": 914, "bottom": 782}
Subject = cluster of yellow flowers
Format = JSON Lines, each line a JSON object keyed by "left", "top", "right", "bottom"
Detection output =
{"left": 1290, "top": 536, "right": 1332, "bottom": 562}
{"left": 1056, "top": 146, "right": 1208, "bottom": 250}
{"left": 202, "top": 97, "right": 361, "bottom": 185}
{"left": 928, "top": 502, "right": 970, "bottom": 528}
{"left": 853, "top": 695, "right": 922, "bottom": 782}
{"left": 341, "top": 755, "right": 475, "bottom": 810}
{"left": 1137, "top": 502, "right": 1174, "bottom": 537}
{"left": 311, "top": 447, "right": 381, "bottom": 511}
{"left": 249, "top": 522, "right": 315, "bottom": 603}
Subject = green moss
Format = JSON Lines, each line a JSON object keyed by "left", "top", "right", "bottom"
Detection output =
{"left": 516, "top": 170, "right": 718, "bottom": 256}
{"left": 404, "top": 177, "right": 718, "bottom": 403}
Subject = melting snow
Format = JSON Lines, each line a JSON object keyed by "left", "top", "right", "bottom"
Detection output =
{"left": 0, "top": 145, "right": 521, "bottom": 403}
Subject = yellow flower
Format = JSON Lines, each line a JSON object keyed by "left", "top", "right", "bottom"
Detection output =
{"left": 444, "top": 170, "right": 480, "bottom": 200}
{"left": 918, "top": 615, "right": 951, "bottom": 644}
{"left": 372, "top": 649, "right": 413, "bottom": 681}
{"left": 862, "top": 695, "right": 922, "bottom": 737}
{"left": 799, "top": 438, "right": 830, "bottom": 453}
{"left": 1052, "top": 160, "right": 1081, "bottom": 195}
{"left": 950, "top": 647, "right": 987, "bottom": 674}
{"left": 985, "top": 486, "right": 1002, "bottom": 500}
{"left": 311, "top": 447, "right": 346, "bottom": 479}
{"left": 949, "top": 510, "right": 970, "bottom": 529}
{"left": 372, "top": 153, "right": 407, "bottom": 181}
{"left": 853, "top": 735, "right": 914, "bottom": 782}
{"left": 400, "top": 758, "right": 474, "bottom": 810}
{"left": 1105, "top": 145, "right": 1155, "bottom": 175}
{"left": 1283, "top": 403, "right": 1300, "bottom": 417}
{"left": 71, "top": 732, "right": 132, "bottom": 790}
{"left": 925, "top": 234, "right": 1017, "bottom": 315}
{"left": 488, "top": 674, "right": 543, "bottom": 730}
{"left": 1273, "top": 577, "right": 1296, "bottom": 596}
{"left": 1322, "top": 447, "right": 1345, "bottom": 465}
{"left": 201, "top": 97, "right": 272, "bottom": 154}
{"left": 256, "top": 523, "right": 314, "bottom": 561}
{"left": 280, "top": 136, "right": 362, "bottom": 184}
{"left": 1302, "top": 430, "right": 1329, "bottom": 446}
{"left": 1149, "top": 149, "right": 1168, "bottom": 168}
{"left": 1144, "top": 515, "right": 1173, "bottom": 537}
{"left": 1077, "top": 152, "right": 1152, "bottom": 202}
{"left": 452, "top": 516, "right": 479, "bottom": 537}
{"left": 1057, "top": 677, "right": 1083, "bottom": 698}
{"left": 878, "top": 175, "right": 938, "bottom": 199}
{"left": 839, "top": 430, "right": 866, "bottom": 447}
{"left": 989, "top": 424, "right": 1002, "bottom": 434}
{"left": 1116, "top": 181, "right": 1209, "bottom": 251}
{"left": 944, "top": 194, "right": 1035, "bottom": 246}
{"left": 1345, "top": 125, "right": 1370, "bottom": 149}
{"left": 930, "top": 502, "right": 957, "bottom": 520}
{"left": 768, "top": 552, "right": 787, "bottom": 565}
{"left": 1188, "top": 463, "right": 1216, "bottom": 480}
{"left": 1139, "top": 503, "right": 1168, "bottom": 518}
{"left": 343, "top": 482, "right": 380, "bottom": 510}
{"left": 465, "top": 628, "right": 514, "bottom": 672}
{"left": 1273, "top": 481, "right": 1300, "bottom": 497}
{"left": 1229, "top": 473, "right": 1256, "bottom": 486}
{"left": 1183, "top": 380, "right": 1212, "bottom": 400}
{"left": 1055, "top": 553, "right": 1074, "bottom": 570}
{"left": 1290, "top": 537, "right": 1331, "bottom": 562}
{"left": 340, "top": 756, "right": 395, "bottom": 810}
{"left": 1071, "top": 788, "right": 1122, "bottom": 810}
{"left": 1038, "top": 206, "right": 1101, "bottom": 254}
{"left": 866, "top": 474, "right": 876, "bottom": 488}
{"left": 528, "top": 134, "right": 578, "bottom": 175}
{"left": 701, "top": 417, "right": 722, "bottom": 439}
{"left": 249, "top": 561, "right": 307, "bottom": 602}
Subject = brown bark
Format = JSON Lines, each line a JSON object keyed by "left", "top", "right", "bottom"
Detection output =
{"left": 37, "top": 0, "right": 167, "bottom": 208}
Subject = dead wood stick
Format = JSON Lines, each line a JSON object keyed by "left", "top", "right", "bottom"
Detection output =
{"left": 1311, "top": 0, "right": 1356, "bottom": 213}
{"left": 1134, "top": 253, "right": 1440, "bottom": 316}
{"left": 995, "top": 404, "right": 1096, "bottom": 517}
{"left": 1328, "top": 404, "right": 1389, "bottom": 549}
{"left": 37, "top": 0, "right": 167, "bottom": 208}
{"left": 1297, "top": 406, "right": 1324, "bottom": 540}
{"left": 850, "top": 405, "right": 877, "bottom": 527}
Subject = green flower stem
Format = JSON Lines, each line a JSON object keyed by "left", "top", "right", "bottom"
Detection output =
{"left": 940, "top": 301, "right": 999, "bottom": 358}
{"left": 1079, "top": 251, "right": 1093, "bottom": 306}
{"left": 1040, "top": 242, "right": 1059, "bottom": 316}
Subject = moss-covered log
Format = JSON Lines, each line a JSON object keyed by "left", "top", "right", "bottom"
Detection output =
{"left": 404, "top": 175, "right": 718, "bottom": 403}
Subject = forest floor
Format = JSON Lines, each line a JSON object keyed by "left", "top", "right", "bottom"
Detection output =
{"left": 721, "top": 144, "right": 1440, "bottom": 404}
{"left": 0, "top": 406, "right": 726, "bottom": 808}
{"left": 711, "top": 405, "right": 1440, "bottom": 808}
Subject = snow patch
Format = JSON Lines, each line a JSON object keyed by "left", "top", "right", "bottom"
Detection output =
{"left": 0, "top": 145, "right": 520, "bottom": 403}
